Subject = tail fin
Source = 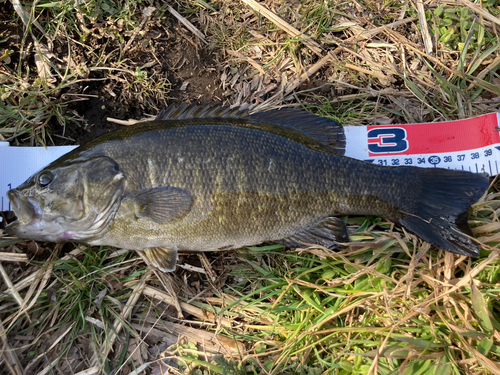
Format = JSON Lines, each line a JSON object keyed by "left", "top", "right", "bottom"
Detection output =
{"left": 397, "top": 168, "right": 489, "bottom": 257}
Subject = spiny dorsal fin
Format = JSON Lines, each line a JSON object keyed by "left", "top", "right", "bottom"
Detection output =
{"left": 156, "top": 103, "right": 346, "bottom": 156}
{"left": 156, "top": 102, "right": 248, "bottom": 121}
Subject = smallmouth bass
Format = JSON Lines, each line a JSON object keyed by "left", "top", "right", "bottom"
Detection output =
{"left": 5, "top": 103, "right": 489, "bottom": 271}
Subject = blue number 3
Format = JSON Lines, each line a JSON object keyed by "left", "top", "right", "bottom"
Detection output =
{"left": 368, "top": 128, "right": 409, "bottom": 153}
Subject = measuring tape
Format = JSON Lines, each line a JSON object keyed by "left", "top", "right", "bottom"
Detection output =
{"left": 344, "top": 112, "right": 500, "bottom": 174}
{"left": 1, "top": 113, "right": 500, "bottom": 213}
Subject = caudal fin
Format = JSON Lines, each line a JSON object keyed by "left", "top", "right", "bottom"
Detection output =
{"left": 397, "top": 168, "right": 489, "bottom": 257}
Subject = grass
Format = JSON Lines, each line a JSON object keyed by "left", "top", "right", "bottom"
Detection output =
{"left": 1, "top": 0, "right": 500, "bottom": 374}
{"left": 0, "top": 0, "right": 172, "bottom": 146}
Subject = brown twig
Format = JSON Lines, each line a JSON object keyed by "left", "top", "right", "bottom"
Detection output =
{"left": 0, "top": 252, "right": 27, "bottom": 262}
{"left": 414, "top": 0, "right": 434, "bottom": 54}
{"left": 168, "top": 5, "right": 206, "bottom": 44}
{"left": 0, "top": 317, "right": 23, "bottom": 375}
{"left": 143, "top": 285, "right": 234, "bottom": 327}
{"left": 92, "top": 270, "right": 151, "bottom": 368}
{"left": 226, "top": 49, "right": 266, "bottom": 75}
{"left": 123, "top": 6, "right": 157, "bottom": 55}
{"left": 241, "top": 0, "right": 323, "bottom": 56}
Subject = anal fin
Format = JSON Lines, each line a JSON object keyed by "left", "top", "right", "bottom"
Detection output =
{"left": 143, "top": 247, "right": 178, "bottom": 272}
{"left": 278, "top": 217, "right": 349, "bottom": 248}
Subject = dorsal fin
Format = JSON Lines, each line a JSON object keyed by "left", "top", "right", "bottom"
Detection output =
{"left": 248, "top": 110, "right": 345, "bottom": 156}
{"left": 156, "top": 102, "right": 248, "bottom": 121}
{"left": 155, "top": 102, "right": 345, "bottom": 156}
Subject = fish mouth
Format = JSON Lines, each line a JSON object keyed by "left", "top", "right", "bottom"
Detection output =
{"left": 5, "top": 190, "right": 41, "bottom": 235}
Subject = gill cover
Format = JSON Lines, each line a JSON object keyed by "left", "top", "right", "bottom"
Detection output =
{"left": 6, "top": 156, "right": 125, "bottom": 242}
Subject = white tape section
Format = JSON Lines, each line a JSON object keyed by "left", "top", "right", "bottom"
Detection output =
{"left": 344, "top": 113, "right": 500, "bottom": 173}
{"left": 1, "top": 112, "right": 500, "bottom": 211}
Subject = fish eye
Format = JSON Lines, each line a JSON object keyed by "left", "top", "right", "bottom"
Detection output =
{"left": 37, "top": 171, "right": 54, "bottom": 187}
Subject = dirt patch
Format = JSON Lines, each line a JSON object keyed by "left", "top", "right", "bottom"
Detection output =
{"left": 67, "top": 40, "right": 224, "bottom": 144}
{"left": 67, "top": 27, "right": 225, "bottom": 145}
{"left": 0, "top": 3, "right": 225, "bottom": 147}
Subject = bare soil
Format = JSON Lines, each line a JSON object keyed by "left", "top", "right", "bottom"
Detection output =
{"left": 0, "top": 2, "right": 227, "bottom": 146}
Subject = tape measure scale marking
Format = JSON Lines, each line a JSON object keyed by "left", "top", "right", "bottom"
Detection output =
{"left": 344, "top": 113, "right": 500, "bottom": 175}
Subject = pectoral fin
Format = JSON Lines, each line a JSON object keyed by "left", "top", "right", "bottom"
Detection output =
{"left": 143, "top": 247, "right": 178, "bottom": 272}
{"left": 124, "top": 187, "right": 193, "bottom": 223}
{"left": 278, "top": 217, "right": 350, "bottom": 248}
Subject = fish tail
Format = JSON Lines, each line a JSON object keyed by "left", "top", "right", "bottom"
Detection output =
{"left": 396, "top": 167, "right": 489, "bottom": 257}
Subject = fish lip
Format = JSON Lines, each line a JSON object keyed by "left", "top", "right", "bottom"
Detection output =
{"left": 7, "top": 189, "right": 21, "bottom": 216}
{"left": 6, "top": 189, "right": 41, "bottom": 226}
{"left": 6, "top": 190, "right": 58, "bottom": 242}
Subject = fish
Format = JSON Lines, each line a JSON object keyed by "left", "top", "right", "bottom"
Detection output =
{"left": 5, "top": 103, "right": 489, "bottom": 272}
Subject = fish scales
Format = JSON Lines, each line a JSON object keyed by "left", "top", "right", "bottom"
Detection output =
{"left": 5, "top": 104, "right": 490, "bottom": 272}
{"left": 78, "top": 122, "right": 410, "bottom": 250}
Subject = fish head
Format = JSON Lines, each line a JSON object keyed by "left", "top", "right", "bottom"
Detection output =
{"left": 5, "top": 156, "right": 125, "bottom": 242}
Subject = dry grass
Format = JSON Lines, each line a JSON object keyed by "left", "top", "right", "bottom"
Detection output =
{"left": 1, "top": 0, "right": 500, "bottom": 374}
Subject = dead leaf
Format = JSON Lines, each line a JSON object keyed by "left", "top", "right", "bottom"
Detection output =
{"left": 93, "top": 288, "right": 107, "bottom": 308}
{"left": 150, "top": 361, "right": 171, "bottom": 375}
